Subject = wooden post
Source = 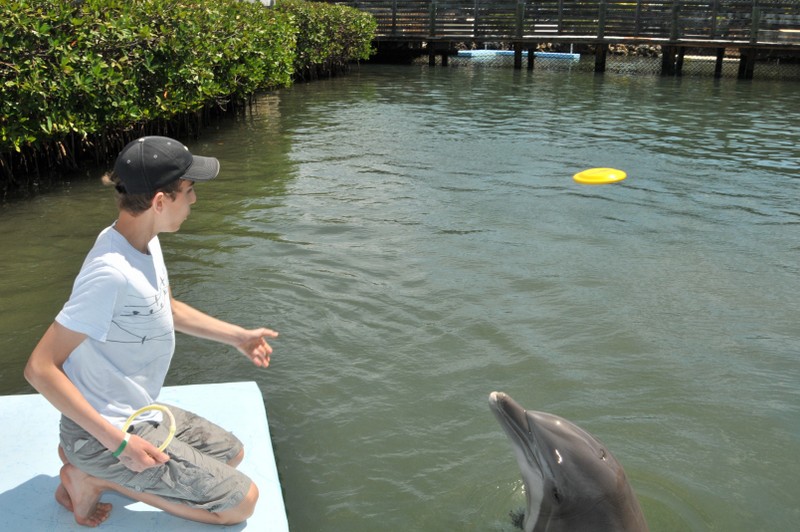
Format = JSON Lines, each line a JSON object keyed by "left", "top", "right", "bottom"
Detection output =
{"left": 710, "top": 0, "right": 720, "bottom": 38}
{"left": 738, "top": 48, "right": 756, "bottom": 79}
{"left": 515, "top": 0, "right": 524, "bottom": 39}
{"left": 596, "top": 0, "right": 607, "bottom": 72}
{"left": 391, "top": 0, "right": 398, "bottom": 36}
{"left": 670, "top": 1, "right": 681, "bottom": 42}
{"left": 675, "top": 47, "right": 686, "bottom": 76}
{"left": 473, "top": 0, "right": 480, "bottom": 38}
{"left": 661, "top": 45, "right": 676, "bottom": 76}
{"left": 527, "top": 46, "right": 536, "bottom": 70}
{"left": 426, "top": 43, "right": 449, "bottom": 67}
{"left": 750, "top": 4, "right": 761, "bottom": 45}
{"left": 429, "top": 0, "right": 437, "bottom": 37}
{"left": 634, "top": 0, "right": 643, "bottom": 37}
{"left": 595, "top": 44, "right": 607, "bottom": 73}
{"left": 598, "top": 0, "right": 607, "bottom": 40}
{"left": 714, "top": 47, "right": 725, "bottom": 78}
{"left": 514, "top": 42, "right": 523, "bottom": 70}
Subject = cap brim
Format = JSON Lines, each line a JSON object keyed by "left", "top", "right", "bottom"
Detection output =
{"left": 182, "top": 155, "right": 220, "bottom": 182}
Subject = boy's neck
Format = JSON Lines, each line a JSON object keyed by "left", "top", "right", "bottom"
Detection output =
{"left": 115, "top": 210, "right": 157, "bottom": 254}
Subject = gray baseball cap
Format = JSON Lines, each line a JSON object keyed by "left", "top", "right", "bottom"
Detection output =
{"left": 114, "top": 136, "right": 219, "bottom": 195}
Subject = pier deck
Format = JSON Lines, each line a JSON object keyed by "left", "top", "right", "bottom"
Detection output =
{"left": 333, "top": 0, "right": 800, "bottom": 77}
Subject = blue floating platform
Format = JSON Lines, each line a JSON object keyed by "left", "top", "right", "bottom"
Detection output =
{"left": 0, "top": 381, "right": 288, "bottom": 531}
{"left": 457, "top": 49, "right": 580, "bottom": 61}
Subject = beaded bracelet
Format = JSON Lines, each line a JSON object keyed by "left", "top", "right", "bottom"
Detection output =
{"left": 112, "top": 433, "right": 131, "bottom": 458}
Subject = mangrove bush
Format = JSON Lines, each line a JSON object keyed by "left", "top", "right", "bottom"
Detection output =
{"left": 0, "top": 0, "right": 376, "bottom": 197}
{"left": 276, "top": 0, "right": 376, "bottom": 81}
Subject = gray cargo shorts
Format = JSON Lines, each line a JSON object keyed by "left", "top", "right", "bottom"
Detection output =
{"left": 59, "top": 404, "right": 252, "bottom": 512}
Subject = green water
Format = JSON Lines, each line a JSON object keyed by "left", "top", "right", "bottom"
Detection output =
{"left": 1, "top": 64, "right": 798, "bottom": 531}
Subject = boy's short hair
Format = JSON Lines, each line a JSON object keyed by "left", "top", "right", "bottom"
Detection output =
{"left": 102, "top": 172, "right": 183, "bottom": 214}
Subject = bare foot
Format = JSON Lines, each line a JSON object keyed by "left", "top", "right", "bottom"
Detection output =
{"left": 56, "top": 446, "right": 74, "bottom": 511}
{"left": 55, "top": 482, "right": 74, "bottom": 512}
{"left": 60, "top": 464, "right": 112, "bottom": 527}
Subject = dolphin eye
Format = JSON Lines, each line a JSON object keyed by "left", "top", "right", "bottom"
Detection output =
{"left": 552, "top": 488, "right": 562, "bottom": 504}
{"left": 599, "top": 449, "right": 607, "bottom": 461}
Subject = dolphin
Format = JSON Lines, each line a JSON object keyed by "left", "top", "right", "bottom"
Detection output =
{"left": 488, "top": 391, "right": 649, "bottom": 532}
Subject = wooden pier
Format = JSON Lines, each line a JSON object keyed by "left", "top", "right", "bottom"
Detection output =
{"left": 333, "top": 0, "right": 800, "bottom": 78}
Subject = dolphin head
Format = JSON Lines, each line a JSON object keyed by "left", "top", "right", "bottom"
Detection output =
{"left": 489, "top": 391, "right": 648, "bottom": 532}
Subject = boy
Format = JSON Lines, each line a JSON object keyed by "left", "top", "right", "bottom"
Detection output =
{"left": 25, "top": 136, "right": 278, "bottom": 527}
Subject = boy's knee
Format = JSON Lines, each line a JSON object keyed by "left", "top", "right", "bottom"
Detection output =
{"left": 243, "top": 482, "right": 259, "bottom": 515}
{"left": 219, "top": 482, "right": 259, "bottom": 525}
{"left": 228, "top": 447, "right": 245, "bottom": 468}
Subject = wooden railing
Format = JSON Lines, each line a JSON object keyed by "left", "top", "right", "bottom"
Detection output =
{"left": 336, "top": 0, "right": 800, "bottom": 46}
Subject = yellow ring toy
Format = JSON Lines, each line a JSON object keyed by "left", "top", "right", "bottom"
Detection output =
{"left": 122, "top": 404, "right": 176, "bottom": 452}
{"left": 573, "top": 167, "right": 627, "bottom": 185}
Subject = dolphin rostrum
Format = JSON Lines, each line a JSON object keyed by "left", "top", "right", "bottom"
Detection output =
{"left": 489, "top": 391, "right": 648, "bottom": 532}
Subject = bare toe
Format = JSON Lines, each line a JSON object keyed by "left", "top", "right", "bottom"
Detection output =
{"left": 81, "top": 502, "right": 112, "bottom": 527}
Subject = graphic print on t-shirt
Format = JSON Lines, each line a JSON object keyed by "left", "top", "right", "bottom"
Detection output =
{"left": 109, "top": 273, "right": 173, "bottom": 345}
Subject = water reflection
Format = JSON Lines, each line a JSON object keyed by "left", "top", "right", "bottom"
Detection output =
{"left": 1, "top": 65, "right": 798, "bottom": 531}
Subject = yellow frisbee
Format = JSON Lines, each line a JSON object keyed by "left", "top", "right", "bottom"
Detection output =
{"left": 121, "top": 404, "right": 176, "bottom": 452}
{"left": 573, "top": 167, "right": 627, "bottom": 185}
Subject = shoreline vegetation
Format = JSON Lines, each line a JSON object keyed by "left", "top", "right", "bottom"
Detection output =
{"left": 0, "top": 0, "right": 376, "bottom": 199}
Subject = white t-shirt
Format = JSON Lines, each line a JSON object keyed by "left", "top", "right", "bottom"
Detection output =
{"left": 57, "top": 224, "right": 175, "bottom": 428}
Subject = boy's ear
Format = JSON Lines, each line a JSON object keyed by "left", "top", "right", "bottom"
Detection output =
{"left": 151, "top": 191, "right": 166, "bottom": 212}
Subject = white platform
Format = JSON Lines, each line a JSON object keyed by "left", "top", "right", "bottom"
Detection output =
{"left": 0, "top": 381, "right": 288, "bottom": 531}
